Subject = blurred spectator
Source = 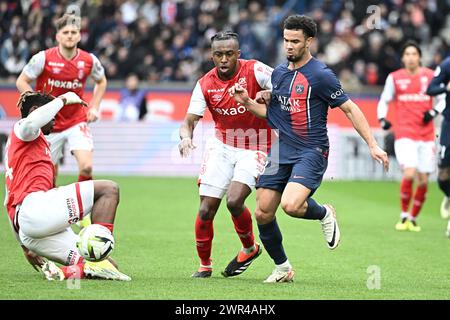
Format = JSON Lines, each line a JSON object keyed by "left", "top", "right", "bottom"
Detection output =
{"left": 0, "top": 0, "right": 449, "bottom": 88}
{"left": 0, "top": 29, "right": 28, "bottom": 78}
{"left": 118, "top": 73, "right": 148, "bottom": 121}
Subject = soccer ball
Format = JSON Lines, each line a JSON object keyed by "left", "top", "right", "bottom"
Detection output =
{"left": 76, "top": 224, "right": 115, "bottom": 262}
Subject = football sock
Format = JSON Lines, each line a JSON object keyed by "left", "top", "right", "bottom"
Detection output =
{"left": 195, "top": 214, "right": 214, "bottom": 266}
{"left": 231, "top": 207, "right": 255, "bottom": 249}
{"left": 410, "top": 184, "right": 428, "bottom": 218}
{"left": 241, "top": 245, "right": 256, "bottom": 255}
{"left": 438, "top": 179, "right": 450, "bottom": 197}
{"left": 78, "top": 174, "right": 92, "bottom": 182}
{"left": 95, "top": 222, "right": 114, "bottom": 233}
{"left": 303, "top": 198, "right": 327, "bottom": 220}
{"left": 61, "top": 263, "right": 85, "bottom": 279}
{"left": 400, "top": 178, "right": 413, "bottom": 212}
{"left": 258, "top": 218, "right": 288, "bottom": 265}
{"left": 276, "top": 259, "right": 292, "bottom": 272}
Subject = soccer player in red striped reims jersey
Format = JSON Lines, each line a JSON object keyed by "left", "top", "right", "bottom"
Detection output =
{"left": 4, "top": 91, "right": 130, "bottom": 281}
{"left": 16, "top": 13, "right": 107, "bottom": 185}
{"left": 377, "top": 41, "right": 446, "bottom": 232}
{"left": 179, "top": 31, "right": 274, "bottom": 278}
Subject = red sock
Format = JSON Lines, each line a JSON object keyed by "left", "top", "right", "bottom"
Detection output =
{"left": 95, "top": 222, "right": 114, "bottom": 233}
{"left": 231, "top": 207, "right": 255, "bottom": 249}
{"left": 61, "top": 263, "right": 85, "bottom": 279}
{"left": 78, "top": 174, "right": 92, "bottom": 182}
{"left": 410, "top": 185, "right": 428, "bottom": 218}
{"left": 400, "top": 178, "right": 413, "bottom": 212}
{"left": 195, "top": 214, "right": 213, "bottom": 266}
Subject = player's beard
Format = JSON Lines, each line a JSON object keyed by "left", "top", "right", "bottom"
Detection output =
{"left": 286, "top": 45, "right": 307, "bottom": 63}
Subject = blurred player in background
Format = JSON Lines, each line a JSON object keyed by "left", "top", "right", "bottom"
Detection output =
{"left": 230, "top": 15, "right": 388, "bottom": 283}
{"left": 16, "top": 13, "right": 107, "bottom": 184}
{"left": 377, "top": 41, "right": 445, "bottom": 232}
{"left": 426, "top": 56, "right": 450, "bottom": 230}
{"left": 4, "top": 91, "right": 130, "bottom": 281}
{"left": 179, "top": 31, "right": 273, "bottom": 278}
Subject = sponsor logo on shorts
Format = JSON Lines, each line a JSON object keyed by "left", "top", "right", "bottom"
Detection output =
{"left": 66, "top": 197, "right": 79, "bottom": 224}
{"left": 66, "top": 249, "right": 78, "bottom": 265}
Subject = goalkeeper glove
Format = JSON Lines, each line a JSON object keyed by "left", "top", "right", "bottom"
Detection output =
{"left": 423, "top": 109, "right": 438, "bottom": 123}
{"left": 379, "top": 118, "right": 392, "bottom": 130}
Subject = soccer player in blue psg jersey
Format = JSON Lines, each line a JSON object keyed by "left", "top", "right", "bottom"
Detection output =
{"left": 229, "top": 14, "right": 389, "bottom": 283}
{"left": 426, "top": 57, "right": 450, "bottom": 221}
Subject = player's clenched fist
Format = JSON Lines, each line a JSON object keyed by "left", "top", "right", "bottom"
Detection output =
{"left": 228, "top": 83, "right": 250, "bottom": 105}
{"left": 179, "top": 137, "right": 197, "bottom": 157}
{"left": 256, "top": 90, "right": 272, "bottom": 105}
{"left": 58, "top": 92, "right": 88, "bottom": 106}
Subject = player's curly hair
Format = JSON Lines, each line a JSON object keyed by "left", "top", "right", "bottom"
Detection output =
{"left": 283, "top": 15, "right": 317, "bottom": 38}
{"left": 17, "top": 90, "right": 55, "bottom": 118}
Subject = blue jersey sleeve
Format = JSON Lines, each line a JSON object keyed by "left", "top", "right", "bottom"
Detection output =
{"left": 427, "top": 58, "right": 450, "bottom": 96}
{"left": 316, "top": 69, "right": 349, "bottom": 108}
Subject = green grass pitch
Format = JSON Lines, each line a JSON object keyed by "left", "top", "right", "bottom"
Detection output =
{"left": 1, "top": 176, "right": 449, "bottom": 300}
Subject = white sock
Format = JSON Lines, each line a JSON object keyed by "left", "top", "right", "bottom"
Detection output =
{"left": 400, "top": 212, "right": 408, "bottom": 219}
{"left": 241, "top": 245, "right": 256, "bottom": 255}
{"left": 276, "top": 260, "right": 292, "bottom": 272}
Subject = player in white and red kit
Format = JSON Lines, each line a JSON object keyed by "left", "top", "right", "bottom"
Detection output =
{"left": 377, "top": 41, "right": 445, "bottom": 231}
{"left": 5, "top": 91, "right": 129, "bottom": 281}
{"left": 16, "top": 13, "right": 107, "bottom": 184}
{"left": 179, "top": 31, "right": 273, "bottom": 278}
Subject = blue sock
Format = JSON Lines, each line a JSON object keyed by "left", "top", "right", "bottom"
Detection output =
{"left": 258, "top": 218, "right": 287, "bottom": 265}
{"left": 303, "top": 198, "right": 327, "bottom": 220}
{"left": 438, "top": 179, "right": 450, "bottom": 197}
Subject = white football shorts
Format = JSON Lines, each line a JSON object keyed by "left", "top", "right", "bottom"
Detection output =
{"left": 46, "top": 122, "right": 94, "bottom": 164}
{"left": 18, "top": 181, "right": 94, "bottom": 265}
{"left": 394, "top": 138, "right": 436, "bottom": 173}
{"left": 198, "top": 138, "right": 267, "bottom": 199}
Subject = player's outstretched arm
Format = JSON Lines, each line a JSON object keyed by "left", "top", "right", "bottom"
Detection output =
{"left": 17, "top": 92, "right": 87, "bottom": 141}
{"left": 339, "top": 99, "right": 389, "bottom": 171}
{"left": 229, "top": 83, "right": 268, "bottom": 118}
{"left": 87, "top": 75, "right": 107, "bottom": 122}
{"left": 179, "top": 113, "right": 201, "bottom": 157}
{"left": 16, "top": 72, "right": 34, "bottom": 93}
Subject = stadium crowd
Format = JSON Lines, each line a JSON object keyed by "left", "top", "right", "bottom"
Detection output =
{"left": 0, "top": 0, "right": 449, "bottom": 88}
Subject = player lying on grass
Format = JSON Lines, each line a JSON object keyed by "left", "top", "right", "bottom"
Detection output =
{"left": 4, "top": 90, "right": 130, "bottom": 281}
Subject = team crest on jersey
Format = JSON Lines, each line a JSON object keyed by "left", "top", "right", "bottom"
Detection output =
{"left": 238, "top": 77, "right": 247, "bottom": 86}
{"left": 295, "top": 84, "right": 304, "bottom": 94}
{"left": 212, "top": 94, "right": 223, "bottom": 102}
{"left": 77, "top": 61, "right": 85, "bottom": 68}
